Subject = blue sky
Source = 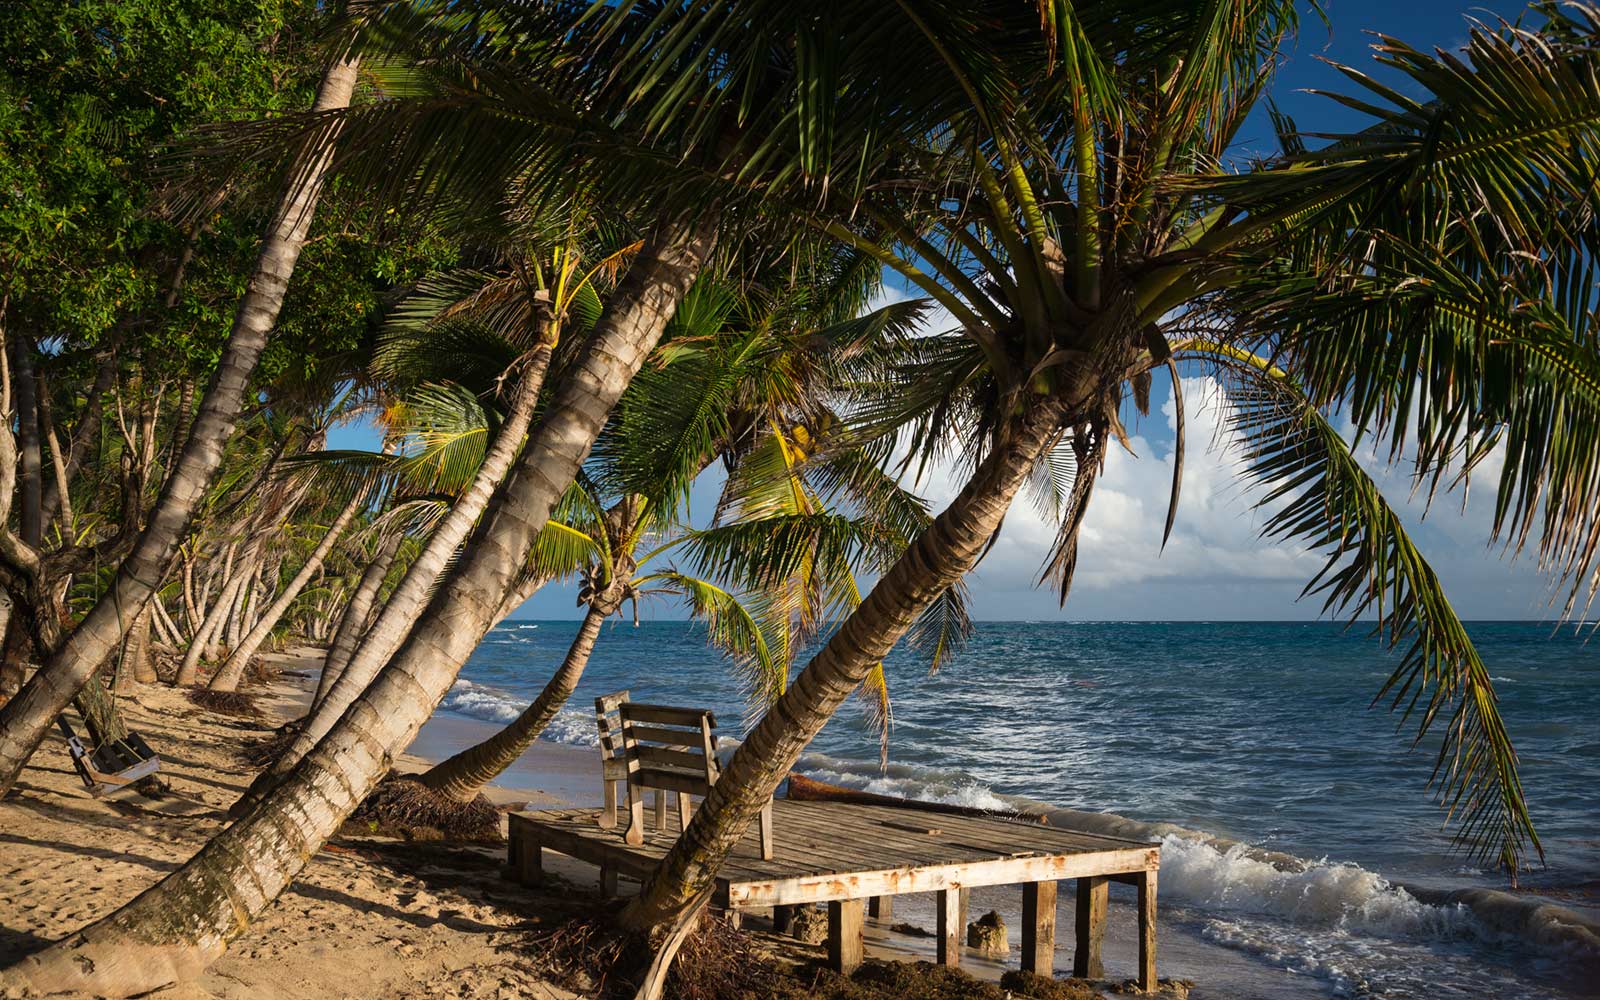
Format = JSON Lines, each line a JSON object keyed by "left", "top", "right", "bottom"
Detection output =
{"left": 333, "top": 0, "right": 1569, "bottom": 623}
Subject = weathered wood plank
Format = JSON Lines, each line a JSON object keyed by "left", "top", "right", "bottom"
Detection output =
{"left": 1021, "top": 880, "right": 1057, "bottom": 976}
{"left": 829, "top": 899, "right": 864, "bottom": 974}
{"left": 1073, "top": 876, "right": 1108, "bottom": 979}
{"left": 634, "top": 745, "right": 706, "bottom": 771}
{"left": 622, "top": 703, "right": 717, "bottom": 727}
{"left": 725, "top": 847, "right": 1158, "bottom": 908}
{"left": 936, "top": 888, "right": 962, "bottom": 967}
{"left": 1138, "top": 869, "right": 1158, "bottom": 992}
{"left": 626, "top": 724, "right": 701, "bottom": 747}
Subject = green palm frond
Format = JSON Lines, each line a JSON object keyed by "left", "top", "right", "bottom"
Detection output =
{"left": 392, "top": 383, "right": 491, "bottom": 496}
{"left": 641, "top": 570, "right": 783, "bottom": 728}
{"left": 1214, "top": 353, "right": 1538, "bottom": 873}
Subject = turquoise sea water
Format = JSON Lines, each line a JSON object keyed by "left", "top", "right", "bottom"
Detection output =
{"left": 440, "top": 620, "right": 1599, "bottom": 998}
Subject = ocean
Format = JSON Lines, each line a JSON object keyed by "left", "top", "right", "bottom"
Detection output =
{"left": 434, "top": 619, "right": 1599, "bottom": 998}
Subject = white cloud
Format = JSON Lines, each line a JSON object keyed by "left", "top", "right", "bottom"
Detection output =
{"left": 900, "top": 374, "right": 1560, "bottom": 621}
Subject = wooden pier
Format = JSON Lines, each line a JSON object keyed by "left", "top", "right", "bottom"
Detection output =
{"left": 507, "top": 799, "right": 1161, "bottom": 990}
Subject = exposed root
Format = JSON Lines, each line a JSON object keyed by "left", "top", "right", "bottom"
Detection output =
{"left": 238, "top": 725, "right": 300, "bottom": 768}
{"left": 187, "top": 688, "right": 265, "bottom": 718}
{"left": 347, "top": 776, "right": 504, "bottom": 843}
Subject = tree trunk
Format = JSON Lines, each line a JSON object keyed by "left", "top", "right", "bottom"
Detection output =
{"left": 312, "top": 528, "right": 403, "bottom": 711}
{"left": 0, "top": 54, "right": 361, "bottom": 795}
{"left": 620, "top": 394, "right": 1070, "bottom": 932}
{"left": 175, "top": 568, "right": 245, "bottom": 686}
{"left": 0, "top": 593, "right": 19, "bottom": 701}
{"left": 209, "top": 496, "right": 361, "bottom": 692}
{"left": 240, "top": 346, "right": 553, "bottom": 802}
{"left": 1, "top": 213, "right": 717, "bottom": 997}
{"left": 223, "top": 558, "right": 256, "bottom": 651}
{"left": 418, "top": 596, "right": 614, "bottom": 801}
{"left": 10, "top": 334, "right": 43, "bottom": 547}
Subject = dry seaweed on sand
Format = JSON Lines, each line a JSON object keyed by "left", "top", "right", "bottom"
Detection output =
{"left": 187, "top": 688, "right": 265, "bottom": 718}
{"left": 521, "top": 907, "right": 1100, "bottom": 1000}
{"left": 347, "top": 776, "right": 504, "bottom": 843}
{"left": 237, "top": 725, "right": 300, "bottom": 767}
{"left": 243, "top": 655, "right": 281, "bottom": 686}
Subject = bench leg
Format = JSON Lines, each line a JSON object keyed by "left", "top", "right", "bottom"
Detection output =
{"left": 1073, "top": 876, "right": 1108, "bottom": 979}
{"left": 936, "top": 888, "right": 962, "bottom": 967}
{"left": 1138, "top": 869, "right": 1158, "bottom": 992}
{"left": 513, "top": 830, "right": 543, "bottom": 885}
{"left": 625, "top": 783, "right": 646, "bottom": 846}
{"left": 867, "top": 895, "right": 892, "bottom": 921}
{"left": 653, "top": 789, "right": 666, "bottom": 831}
{"left": 676, "top": 792, "right": 693, "bottom": 832}
{"left": 758, "top": 798, "right": 774, "bottom": 860}
{"left": 599, "top": 777, "right": 619, "bottom": 829}
{"left": 772, "top": 904, "right": 794, "bottom": 934}
{"left": 1021, "top": 880, "right": 1057, "bottom": 976}
{"left": 828, "top": 899, "right": 864, "bottom": 974}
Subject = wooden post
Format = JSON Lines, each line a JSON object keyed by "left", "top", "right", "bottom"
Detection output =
{"left": 599, "top": 773, "right": 618, "bottom": 829}
{"left": 1073, "top": 876, "right": 1108, "bottom": 979}
{"left": 868, "top": 896, "right": 893, "bottom": 921}
{"left": 599, "top": 864, "right": 618, "bottom": 898}
{"left": 772, "top": 904, "right": 793, "bottom": 935}
{"left": 725, "top": 909, "right": 742, "bottom": 930}
{"left": 625, "top": 783, "right": 646, "bottom": 846}
{"left": 676, "top": 791, "right": 693, "bottom": 831}
{"left": 513, "top": 829, "right": 543, "bottom": 886}
{"left": 1138, "top": 869, "right": 1158, "bottom": 992}
{"left": 828, "top": 899, "right": 864, "bottom": 974}
{"left": 958, "top": 886, "right": 970, "bottom": 932}
{"left": 758, "top": 799, "right": 774, "bottom": 861}
{"left": 936, "top": 888, "right": 962, "bottom": 967}
{"left": 1021, "top": 880, "right": 1057, "bottom": 976}
{"left": 653, "top": 789, "right": 666, "bottom": 831}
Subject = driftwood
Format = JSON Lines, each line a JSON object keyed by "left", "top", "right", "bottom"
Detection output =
{"left": 783, "top": 773, "right": 1047, "bottom": 824}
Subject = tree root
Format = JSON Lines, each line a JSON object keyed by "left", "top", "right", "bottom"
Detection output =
{"left": 346, "top": 776, "right": 504, "bottom": 843}
{"left": 186, "top": 688, "right": 264, "bottom": 718}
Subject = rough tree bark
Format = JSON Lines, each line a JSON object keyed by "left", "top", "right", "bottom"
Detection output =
{"left": 621, "top": 394, "right": 1070, "bottom": 932}
{"left": 0, "top": 214, "right": 716, "bottom": 996}
{"left": 207, "top": 494, "right": 362, "bottom": 692}
{"left": 417, "top": 591, "right": 617, "bottom": 800}
{"left": 311, "top": 528, "right": 403, "bottom": 711}
{"left": 0, "top": 54, "right": 361, "bottom": 795}
{"left": 235, "top": 345, "right": 553, "bottom": 805}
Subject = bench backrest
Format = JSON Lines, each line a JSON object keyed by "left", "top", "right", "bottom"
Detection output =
{"left": 596, "top": 691, "right": 721, "bottom": 793}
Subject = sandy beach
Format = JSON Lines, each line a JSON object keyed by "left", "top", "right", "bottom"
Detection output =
{"left": 0, "top": 650, "right": 1169, "bottom": 1000}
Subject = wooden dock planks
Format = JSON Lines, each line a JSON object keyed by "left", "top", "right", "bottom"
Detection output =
{"left": 507, "top": 798, "right": 1161, "bottom": 991}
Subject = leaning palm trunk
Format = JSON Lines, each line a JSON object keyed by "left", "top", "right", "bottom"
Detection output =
{"left": 417, "top": 595, "right": 615, "bottom": 801}
{"left": 175, "top": 565, "right": 249, "bottom": 686}
{"left": 0, "top": 216, "right": 715, "bottom": 997}
{"left": 235, "top": 347, "right": 552, "bottom": 807}
{"left": 208, "top": 494, "right": 363, "bottom": 692}
{"left": 0, "top": 55, "right": 361, "bottom": 795}
{"left": 621, "top": 394, "right": 1069, "bottom": 932}
{"left": 312, "top": 529, "right": 404, "bottom": 710}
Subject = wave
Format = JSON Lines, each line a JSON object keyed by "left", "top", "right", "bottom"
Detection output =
{"left": 786, "top": 750, "right": 1598, "bottom": 990}
{"left": 438, "top": 679, "right": 598, "bottom": 747}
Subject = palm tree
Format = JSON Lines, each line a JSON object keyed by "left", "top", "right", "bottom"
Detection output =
{"left": 417, "top": 265, "right": 952, "bottom": 798}
{"left": 235, "top": 219, "right": 642, "bottom": 809}
{"left": 600, "top": 0, "right": 1600, "bottom": 929}
{"left": 0, "top": 52, "right": 362, "bottom": 793}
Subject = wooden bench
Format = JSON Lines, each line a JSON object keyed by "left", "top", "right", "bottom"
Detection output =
{"left": 594, "top": 690, "right": 773, "bottom": 860}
